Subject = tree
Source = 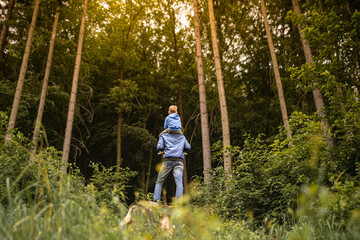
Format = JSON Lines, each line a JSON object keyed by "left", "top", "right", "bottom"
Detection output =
{"left": 207, "top": 0, "right": 232, "bottom": 174}
{"left": 291, "top": 0, "right": 332, "bottom": 145}
{"left": 5, "top": 0, "right": 41, "bottom": 142}
{"left": 193, "top": 0, "right": 211, "bottom": 183}
{"left": 260, "top": 0, "right": 292, "bottom": 140}
{"left": 163, "top": 0, "right": 190, "bottom": 191}
{"left": 162, "top": 2, "right": 184, "bottom": 123}
{"left": 62, "top": 0, "right": 88, "bottom": 168}
{"left": 0, "top": 0, "right": 16, "bottom": 62}
{"left": 114, "top": 0, "right": 145, "bottom": 173}
{"left": 32, "top": 4, "right": 61, "bottom": 153}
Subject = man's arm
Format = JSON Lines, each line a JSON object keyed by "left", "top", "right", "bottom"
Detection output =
{"left": 184, "top": 137, "right": 191, "bottom": 152}
{"left": 157, "top": 134, "right": 165, "bottom": 151}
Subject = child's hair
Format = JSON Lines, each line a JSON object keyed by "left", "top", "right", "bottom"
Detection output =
{"left": 168, "top": 105, "right": 177, "bottom": 113}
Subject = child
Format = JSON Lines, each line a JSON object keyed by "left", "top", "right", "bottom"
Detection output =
{"left": 164, "top": 105, "right": 181, "bottom": 131}
{"left": 159, "top": 105, "right": 183, "bottom": 139}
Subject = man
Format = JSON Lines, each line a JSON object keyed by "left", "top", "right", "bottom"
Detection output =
{"left": 153, "top": 129, "right": 191, "bottom": 202}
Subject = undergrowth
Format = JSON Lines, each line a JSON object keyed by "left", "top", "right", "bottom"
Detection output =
{"left": 0, "top": 111, "right": 359, "bottom": 239}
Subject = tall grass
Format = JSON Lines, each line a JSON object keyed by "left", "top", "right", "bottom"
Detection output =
{"left": 1, "top": 173, "right": 359, "bottom": 240}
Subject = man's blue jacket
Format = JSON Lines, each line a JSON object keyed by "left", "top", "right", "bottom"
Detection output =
{"left": 157, "top": 132, "right": 191, "bottom": 160}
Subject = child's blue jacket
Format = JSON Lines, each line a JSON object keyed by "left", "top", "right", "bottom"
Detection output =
{"left": 164, "top": 113, "right": 182, "bottom": 131}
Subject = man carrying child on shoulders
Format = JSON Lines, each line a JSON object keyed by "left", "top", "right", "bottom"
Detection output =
{"left": 153, "top": 105, "right": 190, "bottom": 202}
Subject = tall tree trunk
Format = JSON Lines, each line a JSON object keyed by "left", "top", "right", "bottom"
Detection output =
{"left": 116, "top": 111, "right": 122, "bottom": 172}
{"left": 169, "top": 8, "right": 188, "bottom": 191}
{"left": 292, "top": 0, "right": 332, "bottom": 145}
{"left": 344, "top": 1, "right": 352, "bottom": 16}
{"left": 145, "top": 148, "right": 153, "bottom": 193}
{"left": 61, "top": 0, "right": 88, "bottom": 169}
{"left": 193, "top": 0, "right": 211, "bottom": 183}
{"left": 116, "top": 58, "right": 125, "bottom": 173}
{"left": 115, "top": 2, "right": 141, "bottom": 171}
{"left": 5, "top": 0, "right": 41, "bottom": 142}
{"left": 146, "top": 115, "right": 158, "bottom": 193}
{"left": 0, "top": 0, "right": 16, "bottom": 62}
{"left": 32, "top": 5, "right": 61, "bottom": 153}
{"left": 170, "top": 10, "right": 183, "bottom": 124}
{"left": 207, "top": 0, "right": 232, "bottom": 174}
{"left": 260, "top": 0, "right": 292, "bottom": 140}
{"left": 317, "top": 0, "right": 324, "bottom": 11}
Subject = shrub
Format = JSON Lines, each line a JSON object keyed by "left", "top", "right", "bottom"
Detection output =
{"left": 192, "top": 112, "right": 329, "bottom": 224}
{"left": 89, "top": 162, "right": 137, "bottom": 210}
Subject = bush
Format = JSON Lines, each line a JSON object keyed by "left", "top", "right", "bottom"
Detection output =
{"left": 89, "top": 162, "right": 137, "bottom": 210}
{"left": 192, "top": 112, "right": 329, "bottom": 224}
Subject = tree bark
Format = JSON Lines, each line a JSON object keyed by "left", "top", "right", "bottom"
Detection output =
{"left": 170, "top": 10, "right": 183, "bottom": 125}
{"left": 169, "top": 8, "right": 188, "bottom": 191}
{"left": 116, "top": 60, "right": 124, "bottom": 173}
{"left": 0, "top": 0, "right": 16, "bottom": 62}
{"left": 115, "top": 1, "right": 143, "bottom": 172}
{"left": 32, "top": 5, "right": 61, "bottom": 153}
{"left": 292, "top": 0, "right": 332, "bottom": 145}
{"left": 207, "top": 0, "right": 232, "bottom": 175}
{"left": 5, "top": 0, "right": 41, "bottom": 142}
{"left": 260, "top": 0, "right": 292, "bottom": 140}
{"left": 116, "top": 109, "right": 122, "bottom": 172}
{"left": 145, "top": 148, "right": 153, "bottom": 193}
{"left": 61, "top": 0, "right": 88, "bottom": 169}
{"left": 193, "top": 0, "right": 211, "bottom": 183}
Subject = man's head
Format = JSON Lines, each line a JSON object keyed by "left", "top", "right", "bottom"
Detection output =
{"left": 168, "top": 105, "right": 178, "bottom": 114}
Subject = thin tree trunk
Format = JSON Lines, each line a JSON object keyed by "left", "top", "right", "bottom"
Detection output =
{"left": 32, "top": 5, "right": 61, "bottom": 153}
{"left": 115, "top": 4, "right": 140, "bottom": 171}
{"left": 207, "top": 0, "right": 232, "bottom": 174}
{"left": 171, "top": 10, "right": 183, "bottom": 124}
{"left": 0, "top": 0, "right": 16, "bottom": 62}
{"left": 61, "top": 0, "right": 88, "bottom": 169}
{"left": 5, "top": 0, "right": 41, "bottom": 142}
{"left": 344, "top": 1, "right": 352, "bottom": 16}
{"left": 292, "top": 0, "right": 332, "bottom": 145}
{"left": 193, "top": 0, "right": 211, "bottom": 183}
{"left": 114, "top": 1, "right": 144, "bottom": 172}
{"left": 317, "top": 0, "right": 324, "bottom": 11}
{"left": 169, "top": 9, "right": 188, "bottom": 192}
{"left": 116, "top": 59, "right": 125, "bottom": 173}
{"left": 116, "top": 112, "right": 122, "bottom": 172}
{"left": 145, "top": 148, "right": 153, "bottom": 193}
{"left": 260, "top": 0, "right": 292, "bottom": 140}
{"left": 141, "top": 165, "right": 146, "bottom": 191}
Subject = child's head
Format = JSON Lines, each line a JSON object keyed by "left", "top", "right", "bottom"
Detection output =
{"left": 168, "top": 105, "right": 178, "bottom": 114}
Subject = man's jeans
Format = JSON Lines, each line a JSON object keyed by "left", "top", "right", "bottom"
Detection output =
{"left": 153, "top": 160, "right": 184, "bottom": 201}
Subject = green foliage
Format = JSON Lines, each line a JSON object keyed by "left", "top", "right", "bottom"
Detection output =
{"left": 331, "top": 100, "right": 360, "bottom": 178}
{"left": 0, "top": 136, "right": 37, "bottom": 205}
{"left": 284, "top": 183, "right": 360, "bottom": 240}
{"left": 193, "top": 112, "right": 330, "bottom": 224}
{"left": 193, "top": 108, "right": 360, "bottom": 237}
{"left": 328, "top": 180, "right": 360, "bottom": 223}
{"left": 89, "top": 162, "right": 137, "bottom": 209}
{"left": 0, "top": 112, "right": 7, "bottom": 138}
{"left": 109, "top": 79, "right": 139, "bottom": 113}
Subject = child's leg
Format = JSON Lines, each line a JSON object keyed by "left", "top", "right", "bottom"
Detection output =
{"left": 159, "top": 129, "right": 171, "bottom": 138}
{"left": 168, "top": 129, "right": 183, "bottom": 135}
